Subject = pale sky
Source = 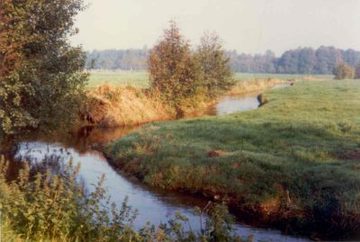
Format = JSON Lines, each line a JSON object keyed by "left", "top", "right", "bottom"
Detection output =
{"left": 71, "top": 0, "right": 360, "bottom": 55}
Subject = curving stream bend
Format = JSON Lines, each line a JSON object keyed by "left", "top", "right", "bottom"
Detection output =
{"left": 7, "top": 84, "right": 310, "bottom": 242}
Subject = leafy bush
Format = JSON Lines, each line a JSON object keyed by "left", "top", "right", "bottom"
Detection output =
{"left": 333, "top": 63, "right": 355, "bottom": 80}
{"left": 148, "top": 22, "right": 234, "bottom": 114}
{"left": 194, "top": 33, "right": 234, "bottom": 98}
{"left": 0, "top": 156, "right": 245, "bottom": 241}
{"left": 355, "top": 63, "right": 360, "bottom": 79}
{"left": 0, "top": 0, "right": 88, "bottom": 135}
{"left": 148, "top": 21, "right": 201, "bottom": 111}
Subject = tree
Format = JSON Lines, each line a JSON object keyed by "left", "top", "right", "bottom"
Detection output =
{"left": 0, "top": 0, "right": 88, "bottom": 135}
{"left": 355, "top": 63, "right": 360, "bottom": 79}
{"left": 333, "top": 63, "right": 355, "bottom": 80}
{"left": 148, "top": 21, "right": 201, "bottom": 109}
{"left": 194, "top": 32, "right": 234, "bottom": 97}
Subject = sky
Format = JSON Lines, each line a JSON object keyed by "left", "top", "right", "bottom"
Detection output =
{"left": 71, "top": 0, "right": 360, "bottom": 55}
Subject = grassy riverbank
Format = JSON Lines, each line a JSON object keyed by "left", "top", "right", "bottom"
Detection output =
{"left": 105, "top": 79, "right": 360, "bottom": 239}
{"left": 81, "top": 78, "right": 287, "bottom": 128}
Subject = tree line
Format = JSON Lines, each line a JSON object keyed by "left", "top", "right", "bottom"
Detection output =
{"left": 87, "top": 46, "right": 360, "bottom": 75}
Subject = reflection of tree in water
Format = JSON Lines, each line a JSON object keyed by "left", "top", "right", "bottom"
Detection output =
{"left": 72, "top": 125, "right": 139, "bottom": 152}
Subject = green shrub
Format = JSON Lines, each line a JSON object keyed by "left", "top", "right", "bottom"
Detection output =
{"left": 148, "top": 21, "right": 201, "bottom": 111}
{"left": 355, "top": 63, "right": 360, "bottom": 79}
{"left": 333, "top": 63, "right": 355, "bottom": 80}
{"left": 194, "top": 33, "right": 234, "bottom": 98}
{"left": 0, "top": 156, "right": 245, "bottom": 241}
{"left": 148, "top": 22, "right": 234, "bottom": 114}
{"left": 0, "top": 0, "right": 88, "bottom": 135}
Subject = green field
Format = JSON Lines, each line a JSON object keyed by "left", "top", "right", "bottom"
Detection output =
{"left": 234, "top": 73, "right": 333, "bottom": 81}
{"left": 88, "top": 71, "right": 333, "bottom": 88}
{"left": 88, "top": 71, "right": 149, "bottom": 88}
{"left": 105, "top": 79, "right": 360, "bottom": 239}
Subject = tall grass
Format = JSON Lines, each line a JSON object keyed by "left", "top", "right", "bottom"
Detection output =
{"left": 82, "top": 85, "right": 174, "bottom": 127}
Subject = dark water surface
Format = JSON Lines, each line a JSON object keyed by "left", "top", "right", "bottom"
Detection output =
{"left": 4, "top": 84, "right": 309, "bottom": 241}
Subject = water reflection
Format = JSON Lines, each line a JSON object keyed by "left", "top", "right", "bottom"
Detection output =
{"left": 208, "top": 83, "right": 291, "bottom": 116}
{"left": 211, "top": 94, "right": 261, "bottom": 116}
{"left": 12, "top": 138, "right": 308, "bottom": 242}
{"left": 5, "top": 83, "right": 309, "bottom": 241}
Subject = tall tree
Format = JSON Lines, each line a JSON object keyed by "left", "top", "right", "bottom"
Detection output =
{"left": 0, "top": 0, "right": 88, "bottom": 135}
{"left": 355, "top": 63, "right": 360, "bottom": 79}
{"left": 148, "top": 21, "right": 200, "bottom": 109}
{"left": 194, "top": 32, "right": 234, "bottom": 97}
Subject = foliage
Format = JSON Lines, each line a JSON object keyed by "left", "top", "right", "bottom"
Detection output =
{"left": 228, "top": 46, "right": 360, "bottom": 75}
{"left": 0, "top": 156, "right": 245, "bottom": 241}
{"left": 0, "top": 0, "right": 88, "bottom": 135}
{"left": 86, "top": 46, "right": 360, "bottom": 75}
{"left": 194, "top": 33, "right": 234, "bottom": 97}
{"left": 355, "top": 63, "right": 360, "bottom": 79}
{"left": 106, "top": 80, "right": 360, "bottom": 239}
{"left": 148, "top": 22, "right": 235, "bottom": 112}
{"left": 86, "top": 48, "right": 148, "bottom": 70}
{"left": 0, "top": 158, "right": 137, "bottom": 241}
{"left": 333, "top": 63, "right": 355, "bottom": 80}
{"left": 148, "top": 21, "right": 202, "bottom": 110}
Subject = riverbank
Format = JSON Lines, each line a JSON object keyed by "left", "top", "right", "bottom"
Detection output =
{"left": 81, "top": 85, "right": 175, "bottom": 127}
{"left": 104, "top": 79, "right": 360, "bottom": 240}
{"left": 81, "top": 78, "right": 286, "bottom": 128}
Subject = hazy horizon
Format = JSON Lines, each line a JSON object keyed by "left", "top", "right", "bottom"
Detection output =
{"left": 72, "top": 0, "right": 360, "bottom": 55}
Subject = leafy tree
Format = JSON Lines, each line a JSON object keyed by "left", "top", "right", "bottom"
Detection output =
{"left": 194, "top": 32, "right": 234, "bottom": 97}
{"left": 0, "top": 0, "right": 88, "bottom": 135}
{"left": 148, "top": 21, "right": 201, "bottom": 109}
{"left": 355, "top": 63, "right": 360, "bottom": 79}
{"left": 333, "top": 63, "right": 355, "bottom": 80}
{"left": 87, "top": 46, "right": 360, "bottom": 75}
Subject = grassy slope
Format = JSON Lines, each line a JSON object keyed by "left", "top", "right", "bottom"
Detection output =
{"left": 105, "top": 80, "right": 360, "bottom": 238}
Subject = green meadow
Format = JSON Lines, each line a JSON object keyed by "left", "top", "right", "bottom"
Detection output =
{"left": 88, "top": 71, "right": 333, "bottom": 88}
{"left": 105, "top": 79, "right": 360, "bottom": 238}
{"left": 88, "top": 71, "right": 149, "bottom": 88}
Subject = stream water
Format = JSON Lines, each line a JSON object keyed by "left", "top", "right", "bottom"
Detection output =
{"left": 4, "top": 84, "right": 310, "bottom": 241}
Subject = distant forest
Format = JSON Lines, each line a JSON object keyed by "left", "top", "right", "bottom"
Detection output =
{"left": 86, "top": 46, "right": 360, "bottom": 74}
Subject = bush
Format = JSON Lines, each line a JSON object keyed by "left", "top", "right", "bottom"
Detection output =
{"left": 148, "top": 21, "right": 201, "bottom": 110}
{"left": 0, "top": 0, "right": 88, "bottom": 135}
{"left": 333, "top": 63, "right": 355, "bottom": 80}
{"left": 194, "top": 32, "right": 234, "bottom": 98}
{"left": 0, "top": 156, "right": 244, "bottom": 241}
{"left": 355, "top": 63, "right": 360, "bottom": 79}
{"left": 148, "top": 22, "right": 234, "bottom": 113}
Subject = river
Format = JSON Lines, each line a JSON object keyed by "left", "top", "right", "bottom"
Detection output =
{"left": 4, "top": 84, "right": 310, "bottom": 241}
